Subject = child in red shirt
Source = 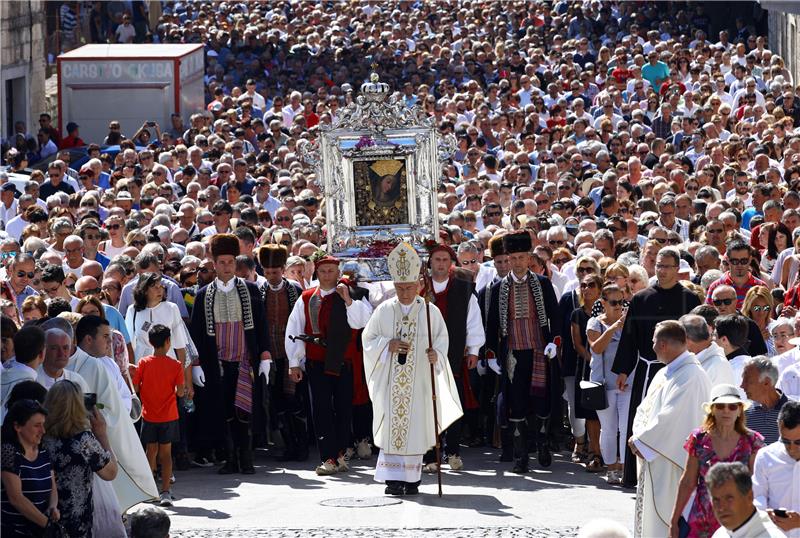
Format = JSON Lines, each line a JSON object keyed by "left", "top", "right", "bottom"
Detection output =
{"left": 132, "top": 324, "right": 185, "bottom": 507}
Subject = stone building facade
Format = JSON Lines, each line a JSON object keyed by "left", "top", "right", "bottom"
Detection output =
{"left": 763, "top": 1, "right": 800, "bottom": 84}
{"left": 0, "top": 1, "right": 47, "bottom": 143}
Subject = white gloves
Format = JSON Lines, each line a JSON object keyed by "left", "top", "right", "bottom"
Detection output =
{"left": 192, "top": 366, "right": 206, "bottom": 387}
{"left": 487, "top": 358, "right": 501, "bottom": 375}
{"left": 544, "top": 343, "right": 558, "bottom": 359}
{"left": 259, "top": 360, "right": 271, "bottom": 379}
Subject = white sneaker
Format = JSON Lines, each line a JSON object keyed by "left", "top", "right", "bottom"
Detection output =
{"left": 159, "top": 491, "right": 173, "bottom": 507}
{"left": 315, "top": 459, "right": 338, "bottom": 476}
{"left": 336, "top": 454, "right": 349, "bottom": 472}
{"left": 356, "top": 439, "right": 372, "bottom": 459}
{"left": 422, "top": 462, "right": 439, "bottom": 474}
{"left": 448, "top": 455, "right": 464, "bottom": 471}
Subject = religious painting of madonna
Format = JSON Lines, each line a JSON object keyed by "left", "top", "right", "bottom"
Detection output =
{"left": 352, "top": 158, "right": 409, "bottom": 227}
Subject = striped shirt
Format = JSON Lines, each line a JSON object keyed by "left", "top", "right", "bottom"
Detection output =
{"left": 1, "top": 442, "right": 52, "bottom": 536}
{"left": 705, "top": 272, "right": 767, "bottom": 310}
{"left": 745, "top": 391, "right": 791, "bottom": 444}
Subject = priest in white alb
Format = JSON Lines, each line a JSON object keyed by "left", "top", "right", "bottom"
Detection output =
{"left": 362, "top": 242, "right": 463, "bottom": 495}
{"left": 629, "top": 320, "right": 711, "bottom": 538}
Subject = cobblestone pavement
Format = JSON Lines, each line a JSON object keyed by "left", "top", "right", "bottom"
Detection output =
{"left": 171, "top": 526, "right": 579, "bottom": 537}
{"left": 139, "top": 447, "right": 634, "bottom": 536}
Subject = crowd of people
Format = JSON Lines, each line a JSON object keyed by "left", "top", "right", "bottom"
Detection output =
{"left": 2, "top": 0, "right": 800, "bottom": 536}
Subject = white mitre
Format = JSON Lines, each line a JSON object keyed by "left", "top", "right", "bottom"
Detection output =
{"left": 387, "top": 242, "right": 421, "bottom": 283}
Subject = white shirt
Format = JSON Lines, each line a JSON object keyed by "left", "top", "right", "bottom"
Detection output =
{"left": 710, "top": 509, "right": 787, "bottom": 537}
{"left": 36, "top": 366, "right": 89, "bottom": 392}
{"left": 284, "top": 286, "right": 373, "bottom": 369}
{"left": 778, "top": 362, "right": 800, "bottom": 400}
{"left": 431, "top": 277, "right": 486, "bottom": 356}
{"left": 124, "top": 301, "right": 187, "bottom": 364}
{"left": 753, "top": 440, "right": 800, "bottom": 538}
{"left": 0, "top": 199, "right": 18, "bottom": 228}
{"left": 4, "top": 214, "right": 27, "bottom": 241}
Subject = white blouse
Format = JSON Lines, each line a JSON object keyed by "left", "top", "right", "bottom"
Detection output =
{"left": 124, "top": 301, "right": 187, "bottom": 364}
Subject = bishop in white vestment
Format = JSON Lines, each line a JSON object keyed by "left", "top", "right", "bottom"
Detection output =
{"left": 362, "top": 243, "right": 463, "bottom": 495}
{"left": 630, "top": 320, "right": 711, "bottom": 538}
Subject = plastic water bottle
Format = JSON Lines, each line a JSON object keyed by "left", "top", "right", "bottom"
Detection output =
{"left": 184, "top": 398, "right": 195, "bottom": 414}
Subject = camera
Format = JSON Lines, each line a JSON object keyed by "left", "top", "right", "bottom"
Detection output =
{"left": 146, "top": 121, "right": 156, "bottom": 127}
{"left": 84, "top": 393, "right": 97, "bottom": 411}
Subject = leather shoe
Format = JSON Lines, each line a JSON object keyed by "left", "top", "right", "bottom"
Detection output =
{"left": 384, "top": 484, "right": 404, "bottom": 496}
{"left": 537, "top": 445, "right": 552, "bottom": 468}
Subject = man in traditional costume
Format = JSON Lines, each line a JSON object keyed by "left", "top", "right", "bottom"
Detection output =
{"left": 362, "top": 242, "right": 462, "bottom": 495}
{"left": 285, "top": 256, "right": 373, "bottom": 475}
{"left": 422, "top": 242, "right": 485, "bottom": 472}
{"left": 612, "top": 246, "right": 701, "bottom": 486}
{"left": 257, "top": 244, "right": 308, "bottom": 461}
{"left": 484, "top": 231, "right": 560, "bottom": 473}
{"left": 68, "top": 315, "right": 158, "bottom": 518}
{"left": 630, "top": 320, "right": 710, "bottom": 538}
{"left": 188, "top": 234, "right": 271, "bottom": 475}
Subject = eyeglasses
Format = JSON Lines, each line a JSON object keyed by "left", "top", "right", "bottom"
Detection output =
{"left": 750, "top": 305, "right": 771, "bottom": 312}
{"left": 712, "top": 298, "right": 735, "bottom": 306}
{"left": 728, "top": 257, "right": 750, "bottom": 266}
{"left": 580, "top": 281, "right": 598, "bottom": 289}
{"left": 779, "top": 437, "right": 800, "bottom": 447}
{"left": 460, "top": 259, "right": 478, "bottom": 265}
{"left": 16, "top": 271, "right": 35, "bottom": 279}
{"left": 77, "top": 287, "right": 101, "bottom": 295}
{"left": 713, "top": 403, "right": 741, "bottom": 411}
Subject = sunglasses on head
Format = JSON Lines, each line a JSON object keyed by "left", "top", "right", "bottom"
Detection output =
{"left": 712, "top": 298, "right": 735, "bottom": 306}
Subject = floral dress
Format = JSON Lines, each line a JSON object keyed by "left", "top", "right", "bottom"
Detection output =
{"left": 43, "top": 431, "right": 112, "bottom": 538}
{"left": 683, "top": 428, "right": 765, "bottom": 537}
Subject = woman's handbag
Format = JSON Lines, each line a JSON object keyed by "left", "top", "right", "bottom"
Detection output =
{"left": 41, "top": 515, "right": 67, "bottom": 538}
{"left": 580, "top": 379, "right": 608, "bottom": 410}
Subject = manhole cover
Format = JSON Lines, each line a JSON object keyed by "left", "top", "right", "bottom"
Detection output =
{"left": 320, "top": 496, "right": 402, "bottom": 508}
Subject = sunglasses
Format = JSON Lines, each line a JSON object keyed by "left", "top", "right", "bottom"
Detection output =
{"left": 652, "top": 238, "right": 667, "bottom": 244}
{"left": 199, "top": 268, "right": 214, "bottom": 274}
{"left": 713, "top": 403, "right": 741, "bottom": 411}
{"left": 131, "top": 240, "right": 145, "bottom": 248}
{"left": 553, "top": 258, "right": 570, "bottom": 265}
{"left": 576, "top": 267, "right": 594, "bottom": 274}
{"left": 606, "top": 299, "right": 624, "bottom": 306}
{"left": 16, "top": 271, "right": 35, "bottom": 279}
{"left": 728, "top": 257, "right": 750, "bottom": 266}
{"left": 107, "top": 223, "right": 122, "bottom": 230}
{"left": 486, "top": 212, "right": 502, "bottom": 217}
{"left": 198, "top": 219, "right": 213, "bottom": 225}
{"left": 580, "top": 281, "right": 598, "bottom": 289}
{"left": 750, "top": 305, "right": 771, "bottom": 312}
{"left": 712, "top": 298, "right": 735, "bottom": 306}
{"left": 549, "top": 240, "right": 565, "bottom": 246}
{"left": 779, "top": 437, "right": 800, "bottom": 447}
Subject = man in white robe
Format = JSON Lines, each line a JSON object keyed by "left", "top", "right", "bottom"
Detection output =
{"left": 630, "top": 320, "right": 711, "bottom": 538}
{"left": 362, "top": 243, "right": 463, "bottom": 495}
{"left": 67, "top": 315, "right": 158, "bottom": 512}
{"left": 681, "top": 314, "right": 736, "bottom": 387}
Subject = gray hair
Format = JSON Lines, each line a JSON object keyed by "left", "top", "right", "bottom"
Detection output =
{"left": 617, "top": 252, "right": 640, "bottom": 267}
{"left": 129, "top": 506, "right": 170, "bottom": 538}
{"left": 744, "top": 355, "right": 779, "bottom": 386}
{"left": 577, "top": 519, "right": 631, "bottom": 538}
{"left": 701, "top": 269, "right": 723, "bottom": 290}
{"left": 547, "top": 225, "right": 568, "bottom": 241}
{"left": 705, "top": 462, "right": 752, "bottom": 496}
{"left": 456, "top": 241, "right": 479, "bottom": 256}
{"left": 680, "top": 314, "right": 711, "bottom": 342}
{"left": 695, "top": 245, "right": 721, "bottom": 262}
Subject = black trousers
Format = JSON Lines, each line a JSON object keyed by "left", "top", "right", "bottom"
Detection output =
{"left": 220, "top": 361, "right": 252, "bottom": 457}
{"left": 507, "top": 349, "right": 550, "bottom": 421}
{"left": 306, "top": 361, "right": 353, "bottom": 462}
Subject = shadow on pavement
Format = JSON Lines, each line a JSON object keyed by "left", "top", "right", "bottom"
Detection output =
{"left": 398, "top": 492, "right": 518, "bottom": 518}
